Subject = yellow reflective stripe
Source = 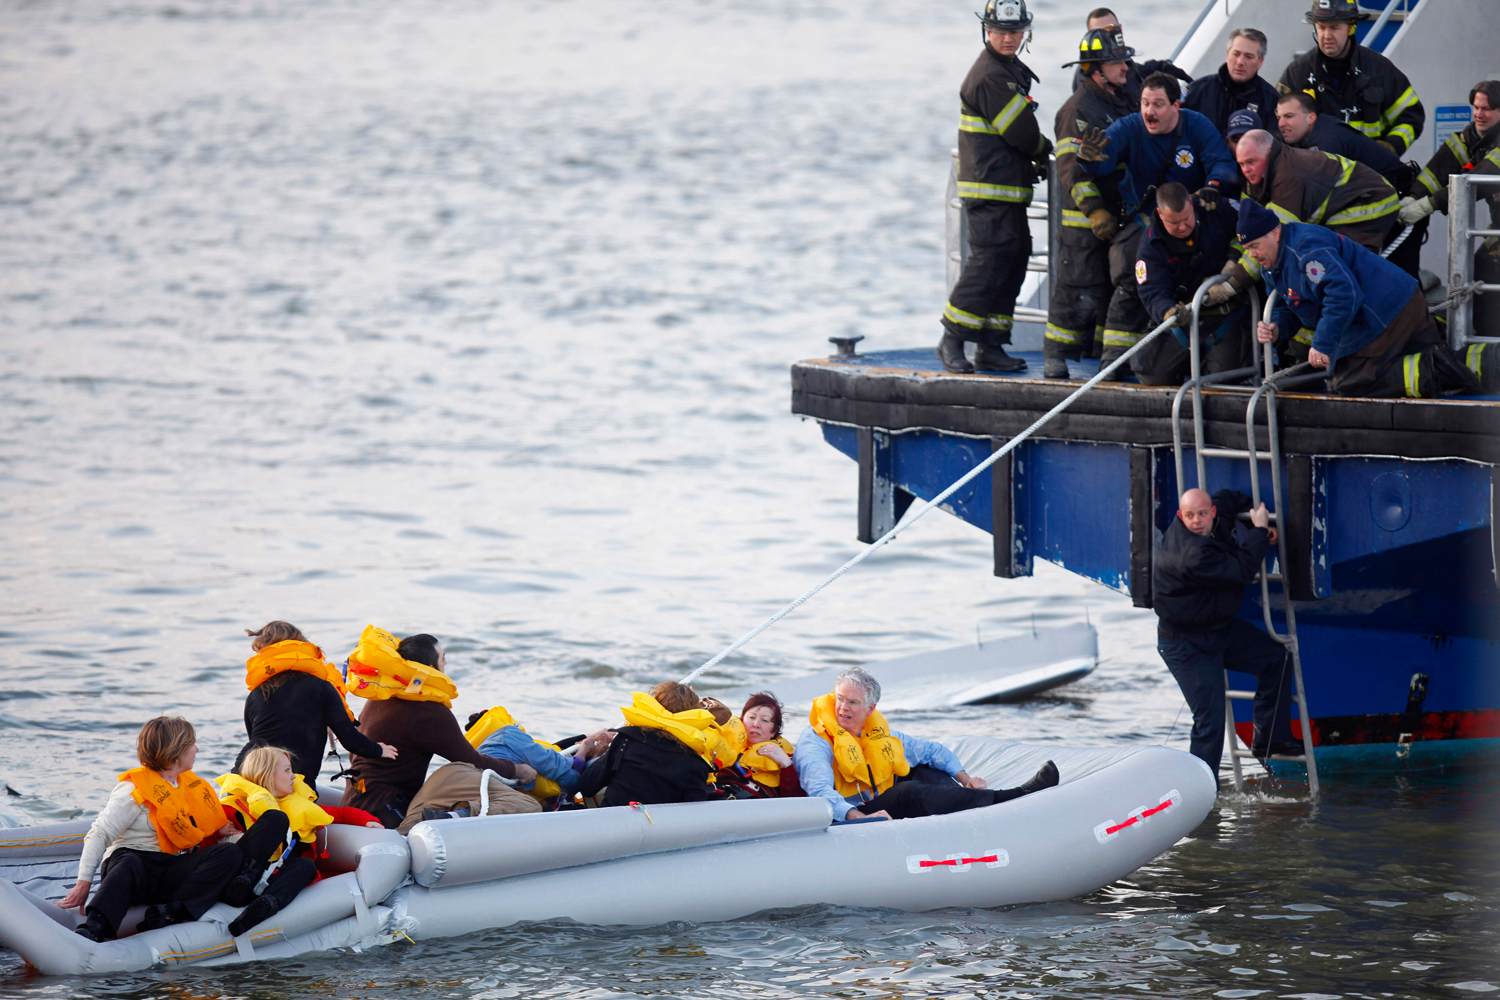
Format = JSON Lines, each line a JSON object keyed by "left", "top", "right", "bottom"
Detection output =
{"left": 1485, "top": 149, "right": 1500, "bottom": 169}
{"left": 1239, "top": 253, "right": 1262, "bottom": 280}
{"left": 1055, "top": 137, "right": 1081, "bottom": 156}
{"left": 1350, "top": 119, "right": 1382, "bottom": 138}
{"left": 1294, "top": 327, "right": 1314, "bottom": 345}
{"left": 992, "top": 92, "right": 1030, "bottom": 134}
{"left": 985, "top": 314, "right": 1014, "bottom": 330}
{"left": 1402, "top": 352, "right": 1422, "bottom": 397}
{"left": 956, "top": 181, "right": 1033, "bottom": 203}
{"left": 1380, "top": 87, "right": 1419, "bottom": 130}
{"left": 1467, "top": 343, "right": 1485, "bottom": 377}
{"left": 1443, "top": 134, "right": 1469, "bottom": 162}
{"left": 1102, "top": 329, "right": 1141, "bottom": 347}
{"left": 1417, "top": 167, "right": 1442, "bottom": 195}
{"left": 1311, "top": 155, "right": 1359, "bottom": 225}
{"left": 1387, "top": 124, "right": 1415, "bottom": 151}
{"left": 1326, "top": 193, "right": 1398, "bottom": 226}
{"left": 1061, "top": 209, "right": 1092, "bottom": 227}
{"left": 959, "top": 112, "right": 999, "bottom": 134}
{"left": 1268, "top": 201, "right": 1301, "bottom": 224}
{"left": 943, "top": 302, "right": 986, "bottom": 329}
{"left": 1070, "top": 181, "right": 1101, "bottom": 205}
{"left": 1045, "top": 323, "right": 1084, "bottom": 344}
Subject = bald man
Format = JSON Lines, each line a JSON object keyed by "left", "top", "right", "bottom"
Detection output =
{"left": 1152, "top": 487, "right": 1298, "bottom": 775}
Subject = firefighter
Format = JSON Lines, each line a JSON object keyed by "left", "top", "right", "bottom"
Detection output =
{"left": 1130, "top": 182, "right": 1259, "bottom": 386}
{"left": 1183, "top": 28, "right": 1279, "bottom": 137}
{"left": 1273, "top": 91, "right": 1404, "bottom": 184}
{"left": 1397, "top": 80, "right": 1500, "bottom": 351}
{"left": 1068, "top": 7, "right": 1191, "bottom": 110}
{"left": 1044, "top": 26, "right": 1136, "bottom": 379}
{"left": 1074, "top": 73, "right": 1238, "bottom": 377}
{"left": 1277, "top": 0, "right": 1423, "bottom": 157}
{"left": 1236, "top": 129, "right": 1401, "bottom": 266}
{"left": 938, "top": 0, "right": 1052, "bottom": 375}
{"left": 1239, "top": 199, "right": 1479, "bottom": 398}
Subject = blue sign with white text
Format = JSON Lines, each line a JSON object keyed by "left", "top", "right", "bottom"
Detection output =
{"left": 1434, "top": 105, "right": 1471, "bottom": 153}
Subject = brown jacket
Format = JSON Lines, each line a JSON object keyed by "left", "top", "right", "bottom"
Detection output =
{"left": 1247, "top": 142, "right": 1397, "bottom": 251}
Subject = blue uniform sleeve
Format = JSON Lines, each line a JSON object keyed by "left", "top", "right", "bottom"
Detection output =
{"left": 1186, "top": 112, "right": 1237, "bottom": 189}
{"left": 793, "top": 726, "right": 855, "bottom": 818}
{"left": 478, "top": 726, "right": 579, "bottom": 792}
{"left": 1136, "top": 235, "right": 1179, "bottom": 325}
{"left": 891, "top": 730, "right": 965, "bottom": 775}
{"left": 1309, "top": 253, "right": 1364, "bottom": 359}
{"left": 1079, "top": 115, "right": 1131, "bottom": 176}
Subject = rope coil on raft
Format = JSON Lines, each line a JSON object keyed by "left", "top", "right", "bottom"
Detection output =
{"left": 679, "top": 315, "right": 1180, "bottom": 686}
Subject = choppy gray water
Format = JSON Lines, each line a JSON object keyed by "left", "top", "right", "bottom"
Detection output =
{"left": 0, "top": 1, "right": 1495, "bottom": 996}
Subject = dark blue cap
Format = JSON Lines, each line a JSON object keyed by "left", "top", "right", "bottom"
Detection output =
{"left": 1237, "top": 198, "right": 1280, "bottom": 244}
{"left": 1226, "top": 109, "right": 1262, "bottom": 139}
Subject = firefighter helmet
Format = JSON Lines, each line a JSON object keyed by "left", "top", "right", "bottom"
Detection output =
{"left": 977, "top": 0, "right": 1034, "bottom": 31}
{"left": 1061, "top": 26, "right": 1135, "bottom": 68}
{"left": 1305, "top": 0, "right": 1360, "bottom": 21}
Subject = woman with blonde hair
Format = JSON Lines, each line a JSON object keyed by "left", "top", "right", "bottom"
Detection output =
{"left": 61, "top": 717, "right": 241, "bottom": 941}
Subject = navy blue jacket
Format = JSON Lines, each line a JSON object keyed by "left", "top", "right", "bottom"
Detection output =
{"left": 1264, "top": 223, "right": 1419, "bottom": 365}
{"left": 1079, "top": 109, "right": 1238, "bottom": 217}
{"left": 1293, "top": 115, "right": 1404, "bottom": 184}
{"left": 1137, "top": 197, "right": 1255, "bottom": 325}
{"left": 1183, "top": 65, "right": 1279, "bottom": 136}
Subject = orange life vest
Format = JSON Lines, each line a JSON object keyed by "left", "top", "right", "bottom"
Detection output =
{"left": 244, "top": 640, "right": 356, "bottom": 721}
{"left": 118, "top": 767, "right": 226, "bottom": 854}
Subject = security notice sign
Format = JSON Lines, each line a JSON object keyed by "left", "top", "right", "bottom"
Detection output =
{"left": 1434, "top": 105, "right": 1471, "bottom": 153}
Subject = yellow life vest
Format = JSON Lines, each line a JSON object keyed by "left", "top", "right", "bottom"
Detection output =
{"left": 216, "top": 773, "right": 333, "bottom": 847}
{"left": 118, "top": 767, "right": 227, "bottom": 855}
{"left": 463, "top": 705, "right": 563, "bottom": 801}
{"left": 345, "top": 625, "right": 458, "bottom": 707}
{"left": 720, "top": 716, "right": 749, "bottom": 753}
{"left": 245, "top": 640, "right": 356, "bottom": 721}
{"left": 738, "top": 737, "right": 797, "bottom": 788}
{"left": 808, "top": 693, "right": 909, "bottom": 798}
{"left": 619, "top": 693, "right": 735, "bottom": 768}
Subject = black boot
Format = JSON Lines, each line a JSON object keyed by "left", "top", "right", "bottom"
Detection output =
{"left": 227, "top": 894, "right": 280, "bottom": 938}
{"left": 1015, "top": 760, "right": 1060, "bottom": 795}
{"left": 75, "top": 910, "right": 112, "bottom": 942}
{"left": 1043, "top": 357, "right": 1071, "bottom": 379}
{"left": 222, "top": 865, "right": 264, "bottom": 908}
{"left": 936, "top": 330, "right": 974, "bottom": 374}
{"left": 1429, "top": 346, "right": 1482, "bottom": 396}
{"left": 137, "top": 902, "right": 190, "bottom": 933}
{"left": 1466, "top": 343, "right": 1500, "bottom": 393}
{"left": 974, "top": 341, "right": 1027, "bottom": 373}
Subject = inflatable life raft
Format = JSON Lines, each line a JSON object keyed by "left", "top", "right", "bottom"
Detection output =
{"left": 0, "top": 739, "right": 1214, "bottom": 975}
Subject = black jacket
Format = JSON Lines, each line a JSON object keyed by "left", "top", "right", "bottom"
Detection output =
{"left": 1277, "top": 43, "right": 1422, "bottom": 155}
{"left": 235, "top": 671, "right": 383, "bottom": 785}
{"left": 1136, "top": 198, "right": 1255, "bottom": 326}
{"left": 1184, "top": 64, "right": 1279, "bottom": 136}
{"left": 1152, "top": 490, "right": 1269, "bottom": 633}
{"left": 577, "top": 726, "right": 714, "bottom": 807}
{"left": 1293, "top": 114, "right": 1404, "bottom": 185}
{"left": 957, "top": 44, "right": 1046, "bottom": 208}
{"left": 1054, "top": 75, "right": 1133, "bottom": 243}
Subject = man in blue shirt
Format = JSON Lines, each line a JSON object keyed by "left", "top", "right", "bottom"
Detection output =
{"left": 1237, "top": 199, "right": 1478, "bottom": 397}
{"left": 1076, "top": 72, "right": 1239, "bottom": 375}
{"left": 794, "top": 667, "right": 1057, "bottom": 820}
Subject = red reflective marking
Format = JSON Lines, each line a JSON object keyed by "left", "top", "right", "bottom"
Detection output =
{"left": 962, "top": 856, "right": 998, "bottom": 864}
{"left": 919, "top": 859, "right": 958, "bottom": 868}
{"left": 1141, "top": 800, "right": 1174, "bottom": 818}
{"left": 1104, "top": 816, "right": 1138, "bottom": 835}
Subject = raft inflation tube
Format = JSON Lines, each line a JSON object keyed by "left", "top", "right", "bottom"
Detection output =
{"left": 0, "top": 739, "right": 1215, "bottom": 975}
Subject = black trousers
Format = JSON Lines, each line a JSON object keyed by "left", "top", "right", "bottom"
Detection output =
{"left": 853, "top": 765, "right": 1029, "bottom": 820}
{"left": 86, "top": 842, "right": 241, "bottom": 936}
{"left": 1101, "top": 221, "right": 1150, "bottom": 362}
{"left": 235, "top": 809, "right": 319, "bottom": 908}
{"left": 1157, "top": 619, "right": 1294, "bottom": 773}
{"left": 1044, "top": 236, "right": 1110, "bottom": 361}
{"left": 1129, "top": 306, "right": 1252, "bottom": 386}
{"left": 942, "top": 202, "right": 1032, "bottom": 345}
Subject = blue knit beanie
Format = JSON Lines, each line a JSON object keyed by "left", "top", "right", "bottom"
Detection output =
{"left": 1237, "top": 198, "right": 1279, "bottom": 244}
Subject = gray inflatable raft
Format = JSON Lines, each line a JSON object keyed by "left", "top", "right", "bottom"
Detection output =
{"left": 0, "top": 739, "right": 1215, "bottom": 975}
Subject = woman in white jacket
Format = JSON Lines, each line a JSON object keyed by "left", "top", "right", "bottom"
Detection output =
{"left": 60, "top": 717, "right": 242, "bottom": 941}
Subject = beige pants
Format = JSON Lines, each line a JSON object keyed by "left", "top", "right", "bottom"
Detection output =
{"left": 396, "top": 762, "right": 541, "bottom": 834}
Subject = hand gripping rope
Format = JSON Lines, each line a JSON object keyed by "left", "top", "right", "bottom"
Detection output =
{"left": 679, "top": 315, "right": 1178, "bottom": 686}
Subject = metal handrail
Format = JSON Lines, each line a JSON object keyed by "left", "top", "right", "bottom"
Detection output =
{"left": 1446, "top": 173, "right": 1500, "bottom": 349}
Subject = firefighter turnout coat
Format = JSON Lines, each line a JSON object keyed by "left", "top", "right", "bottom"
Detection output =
{"left": 1277, "top": 42, "right": 1423, "bottom": 155}
{"left": 1054, "top": 76, "right": 1133, "bottom": 243}
{"left": 957, "top": 44, "right": 1048, "bottom": 219}
{"left": 1245, "top": 142, "right": 1397, "bottom": 252}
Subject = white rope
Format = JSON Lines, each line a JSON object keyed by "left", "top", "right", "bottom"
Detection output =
{"left": 1380, "top": 223, "right": 1414, "bottom": 259}
{"left": 679, "top": 317, "right": 1177, "bottom": 686}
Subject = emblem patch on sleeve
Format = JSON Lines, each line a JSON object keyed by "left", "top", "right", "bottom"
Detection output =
{"left": 1135, "top": 260, "right": 1148, "bottom": 284}
{"left": 1305, "top": 260, "right": 1325, "bottom": 284}
{"left": 1174, "top": 148, "right": 1194, "bottom": 168}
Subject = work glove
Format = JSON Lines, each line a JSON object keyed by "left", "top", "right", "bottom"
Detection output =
{"left": 1202, "top": 280, "right": 1238, "bottom": 308}
{"left": 1195, "top": 185, "right": 1220, "bottom": 212}
{"left": 1076, "top": 125, "right": 1111, "bottom": 162}
{"left": 1375, "top": 138, "right": 1398, "bottom": 155}
{"left": 1088, "top": 208, "right": 1120, "bottom": 242}
{"left": 1164, "top": 301, "right": 1193, "bottom": 326}
{"left": 1397, "top": 195, "right": 1434, "bottom": 226}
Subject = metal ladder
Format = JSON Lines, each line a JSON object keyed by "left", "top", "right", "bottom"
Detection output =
{"left": 1170, "top": 278, "right": 1323, "bottom": 797}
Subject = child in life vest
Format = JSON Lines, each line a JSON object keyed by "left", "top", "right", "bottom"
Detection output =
{"left": 61, "top": 717, "right": 242, "bottom": 941}
{"left": 217, "top": 746, "right": 380, "bottom": 937}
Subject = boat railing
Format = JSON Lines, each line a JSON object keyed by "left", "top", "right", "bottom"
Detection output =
{"left": 1445, "top": 173, "right": 1500, "bottom": 351}
{"left": 1171, "top": 280, "right": 1323, "bottom": 797}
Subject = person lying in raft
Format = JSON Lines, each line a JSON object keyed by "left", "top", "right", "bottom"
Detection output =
{"left": 235, "top": 621, "right": 397, "bottom": 788}
{"left": 216, "top": 746, "right": 382, "bottom": 937}
{"left": 464, "top": 705, "right": 614, "bottom": 808}
{"left": 576, "top": 681, "right": 737, "bottom": 807}
{"left": 795, "top": 667, "right": 1059, "bottom": 821}
{"left": 62, "top": 717, "right": 242, "bottom": 942}
{"left": 715, "top": 692, "right": 804, "bottom": 798}
{"left": 340, "top": 627, "right": 536, "bottom": 828}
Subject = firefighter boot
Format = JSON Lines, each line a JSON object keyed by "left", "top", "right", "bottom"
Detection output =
{"left": 1043, "top": 357, "right": 1070, "bottom": 378}
{"left": 1429, "top": 346, "right": 1481, "bottom": 396}
{"left": 936, "top": 330, "right": 974, "bottom": 374}
{"left": 1465, "top": 342, "right": 1500, "bottom": 394}
{"left": 973, "top": 334, "right": 1027, "bottom": 373}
